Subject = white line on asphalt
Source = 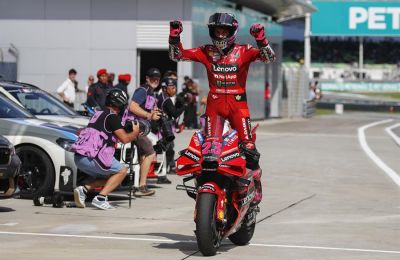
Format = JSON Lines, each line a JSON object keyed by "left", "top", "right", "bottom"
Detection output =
{"left": 358, "top": 119, "right": 400, "bottom": 187}
{"left": 250, "top": 243, "right": 400, "bottom": 254}
{"left": 0, "top": 223, "right": 18, "bottom": 226}
{"left": 257, "top": 132, "right": 387, "bottom": 139}
{"left": 385, "top": 123, "right": 400, "bottom": 147}
{"left": 0, "top": 231, "right": 399, "bottom": 255}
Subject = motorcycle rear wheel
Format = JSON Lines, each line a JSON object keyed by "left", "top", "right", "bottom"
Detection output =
{"left": 195, "top": 193, "right": 222, "bottom": 256}
{"left": 228, "top": 211, "right": 256, "bottom": 245}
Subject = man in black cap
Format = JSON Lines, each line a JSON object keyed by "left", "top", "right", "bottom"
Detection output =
{"left": 126, "top": 67, "right": 162, "bottom": 196}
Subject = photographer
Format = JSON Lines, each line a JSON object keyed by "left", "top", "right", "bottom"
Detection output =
{"left": 155, "top": 77, "right": 186, "bottom": 183}
{"left": 72, "top": 89, "right": 140, "bottom": 210}
{"left": 125, "top": 67, "right": 162, "bottom": 196}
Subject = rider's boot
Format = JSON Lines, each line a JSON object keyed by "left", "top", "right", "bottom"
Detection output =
{"left": 251, "top": 168, "right": 262, "bottom": 206}
{"left": 239, "top": 141, "right": 262, "bottom": 206}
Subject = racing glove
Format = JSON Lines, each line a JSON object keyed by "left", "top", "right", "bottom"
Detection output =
{"left": 250, "top": 23, "right": 269, "bottom": 47}
{"left": 169, "top": 20, "right": 183, "bottom": 45}
{"left": 250, "top": 23, "right": 276, "bottom": 62}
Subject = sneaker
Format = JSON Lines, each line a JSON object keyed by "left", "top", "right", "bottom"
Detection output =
{"left": 91, "top": 196, "right": 116, "bottom": 210}
{"left": 73, "top": 186, "right": 87, "bottom": 208}
{"left": 135, "top": 185, "right": 155, "bottom": 196}
{"left": 157, "top": 176, "right": 172, "bottom": 184}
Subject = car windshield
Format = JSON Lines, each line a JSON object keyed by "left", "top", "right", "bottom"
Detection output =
{"left": 0, "top": 94, "right": 34, "bottom": 118}
{"left": 7, "top": 88, "right": 78, "bottom": 116}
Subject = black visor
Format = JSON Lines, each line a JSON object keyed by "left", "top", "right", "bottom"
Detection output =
{"left": 208, "top": 13, "right": 236, "bottom": 27}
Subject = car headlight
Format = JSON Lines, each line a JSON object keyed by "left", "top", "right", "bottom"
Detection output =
{"left": 8, "top": 144, "right": 16, "bottom": 155}
{"left": 56, "top": 138, "right": 75, "bottom": 152}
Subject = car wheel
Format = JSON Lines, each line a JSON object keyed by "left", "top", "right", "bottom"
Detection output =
{"left": 16, "top": 146, "right": 55, "bottom": 198}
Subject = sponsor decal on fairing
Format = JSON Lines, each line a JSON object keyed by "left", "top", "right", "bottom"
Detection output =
{"left": 220, "top": 152, "right": 240, "bottom": 162}
{"left": 184, "top": 150, "right": 200, "bottom": 162}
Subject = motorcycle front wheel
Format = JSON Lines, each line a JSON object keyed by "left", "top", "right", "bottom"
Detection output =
{"left": 195, "top": 192, "right": 222, "bottom": 256}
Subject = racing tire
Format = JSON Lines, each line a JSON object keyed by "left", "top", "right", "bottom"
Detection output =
{"left": 16, "top": 146, "right": 55, "bottom": 198}
{"left": 228, "top": 213, "right": 256, "bottom": 245}
{"left": 195, "top": 193, "right": 221, "bottom": 256}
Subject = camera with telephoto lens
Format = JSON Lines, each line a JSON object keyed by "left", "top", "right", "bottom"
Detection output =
{"left": 124, "top": 119, "right": 151, "bottom": 136}
{"left": 152, "top": 113, "right": 175, "bottom": 153}
{"left": 159, "top": 113, "right": 175, "bottom": 142}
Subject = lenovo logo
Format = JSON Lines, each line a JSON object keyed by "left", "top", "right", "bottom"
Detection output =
{"left": 184, "top": 150, "right": 200, "bottom": 161}
{"left": 212, "top": 64, "right": 238, "bottom": 73}
{"left": 221, "top": 152, "right": 240, "bottom": 162}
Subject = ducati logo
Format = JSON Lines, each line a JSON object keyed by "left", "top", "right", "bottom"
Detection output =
{"left": 235, "top": 95, "right": 241, "bottom": 101}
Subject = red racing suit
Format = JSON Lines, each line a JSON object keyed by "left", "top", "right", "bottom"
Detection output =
{"left": 169, "top": 42, "right": 275, "bottom": 142}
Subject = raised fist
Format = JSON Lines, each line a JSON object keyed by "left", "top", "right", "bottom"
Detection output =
{"left": 170, "top": 20, "right": 183, "bottom": 37}
{"left": 250, "top": 23, "right": 265, "bottom": 41}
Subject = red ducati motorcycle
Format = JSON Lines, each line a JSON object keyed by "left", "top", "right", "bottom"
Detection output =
{"left": 176, "top": 124, "right": 260, "bottom": 256}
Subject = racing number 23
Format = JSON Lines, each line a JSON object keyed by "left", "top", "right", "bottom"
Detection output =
{"left": 202, "top": 141, "right": 222, "bottom": 155}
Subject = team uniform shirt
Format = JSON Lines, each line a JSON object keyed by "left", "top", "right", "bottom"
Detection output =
{"left": 87, "top": 82, "right": 108, "bottom": 109}
{"left": 169, "top": 43, "right": 274, "bottom": 141}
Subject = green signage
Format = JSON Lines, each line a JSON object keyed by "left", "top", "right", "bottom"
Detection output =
{"left": 312, "top": 1, "right": 400, "bottom": 36}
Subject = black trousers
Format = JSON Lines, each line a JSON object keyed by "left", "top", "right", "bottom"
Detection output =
{"left": 183, "top": 104, "right": 198, "bottom": 128}
{"left": 166, "top": 141, "right": 175, "bottom": 169}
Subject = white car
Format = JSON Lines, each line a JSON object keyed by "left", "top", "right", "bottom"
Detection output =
{"left": 0, "top": 94, "right": 79, "bottom": 199}
{"left": 0, "top": 80, "right": 88, "bottom": 126}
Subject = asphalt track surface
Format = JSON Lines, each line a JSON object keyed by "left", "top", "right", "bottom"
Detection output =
{"left": 0, "top": 112, "right": 399, "bottom": 259}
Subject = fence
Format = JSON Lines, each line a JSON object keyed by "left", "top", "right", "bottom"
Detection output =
{"left": 282, "top": 67, "right": 313, "bottom": 118}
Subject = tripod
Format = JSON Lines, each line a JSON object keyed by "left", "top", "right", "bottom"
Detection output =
{"left": 128, "top": 141, "right": 140, "bottom": 208}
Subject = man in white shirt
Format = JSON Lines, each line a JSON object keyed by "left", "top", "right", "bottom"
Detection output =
{"left": 57, "top": 68, "right": 77, "bottom": 108}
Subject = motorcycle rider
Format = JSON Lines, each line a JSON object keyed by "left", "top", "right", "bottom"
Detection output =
{"left": 169, "top": 13, "right": 276, "bottom": 205}
{"left": 156, "top": 77, "right": 187, "bottom": 182}
{"left": 73, "top": 88, "right": 140, "bottom": 210}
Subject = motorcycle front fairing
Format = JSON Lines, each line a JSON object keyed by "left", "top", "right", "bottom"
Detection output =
{"left": 176, "top": 131, "right": 203, "bottom": 176}
{"left": 176, "top": 128, "right": 250, "bottom": 233}
{"left": 176, "top": 129, "right": 246, "bottom": 178}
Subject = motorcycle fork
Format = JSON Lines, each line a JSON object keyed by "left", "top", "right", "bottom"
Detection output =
{"left": 195, "top": 181, "right": 227, "bottom": 225}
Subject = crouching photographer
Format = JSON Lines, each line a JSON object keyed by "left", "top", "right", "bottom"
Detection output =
{"left": 72, "top": 89, "right": 140, "bottom": 210}
{"left": 155, "top": 77, "right": 186, "bottom": 183}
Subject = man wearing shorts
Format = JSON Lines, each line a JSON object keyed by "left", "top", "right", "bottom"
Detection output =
{"left": 127, "top": 68, "right": 162, "bottom": 196}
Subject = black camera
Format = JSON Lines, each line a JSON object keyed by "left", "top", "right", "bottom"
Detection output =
{"left": 152, "top": 114, "right": 175, "bottom": 153}
{"left": 159, "top": 114, "right": 175, "bottom": 142}
{"left": 124, "top": 119, "right": 151, "bottom": 136}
